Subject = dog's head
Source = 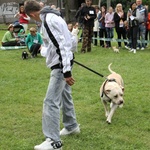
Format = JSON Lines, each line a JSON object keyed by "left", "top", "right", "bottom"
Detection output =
{"left": 104, "top": 82, "right": 124, "bottom": 106}
{"left": 22, "top": 51, "right": 28, "bottom": 60}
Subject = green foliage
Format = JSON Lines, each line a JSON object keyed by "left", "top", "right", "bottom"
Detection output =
{"left": 100, "top": 0, "right": 131, "bottom": 8}
{"left": 0, "top": 29, "right": 150, "bottom": 150}
{"left": 100, "top": 0, "right": 150, "bottom": 11}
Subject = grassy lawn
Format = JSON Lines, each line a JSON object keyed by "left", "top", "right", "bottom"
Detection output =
{"left": 0, "top": 25, "right": 150, "bottom": 150}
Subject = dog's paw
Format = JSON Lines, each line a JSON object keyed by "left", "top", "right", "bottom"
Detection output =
{"left": 105, "top": 111, "right": 109, "bottom": 117}
{"left": 106, "top": 117, "right": 112, "bottom": 124}
{"left": 106, "top": 119, "right": 111, "bottom": 124}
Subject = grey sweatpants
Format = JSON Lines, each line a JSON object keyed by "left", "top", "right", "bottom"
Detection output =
{"left": 42, "top": 69, "right": 78, "bottom": 141}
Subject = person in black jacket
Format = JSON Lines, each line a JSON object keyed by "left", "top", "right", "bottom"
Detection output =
{"left": 75, "top": 3, "right": 86, "bottom": 25}
{"left": 128, "top": 2, "right": 140, "bottom": 53}
{"left": 75, "top": 3, "right": 86, "bottom": 42}
{"left": 80, "top": 0, "right": 96, "bottom": 53}
{"left": 114, "top": 3, "right": 127, "bottom": 48}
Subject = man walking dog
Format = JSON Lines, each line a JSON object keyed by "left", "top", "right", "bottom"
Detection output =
{"left": 24, "top": 1, "right": 80, "bottom": 150}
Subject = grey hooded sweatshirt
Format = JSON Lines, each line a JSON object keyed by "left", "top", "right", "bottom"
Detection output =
{"left": 40, "top": 6, "right": 74, "bottom": 78}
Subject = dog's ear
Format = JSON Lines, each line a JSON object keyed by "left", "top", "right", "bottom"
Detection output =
{"left": 105, "top": 89, "right": 111, "bottom": 94}
{"left": 120, "top": 85, "right": 124, "bottom": 92}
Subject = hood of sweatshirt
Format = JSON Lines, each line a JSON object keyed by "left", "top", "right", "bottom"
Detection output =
{"left": 40, "top": 6, "right": 60, "bottom": 16}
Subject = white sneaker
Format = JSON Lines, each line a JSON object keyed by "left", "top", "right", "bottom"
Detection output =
{"left": 34, "top": 138, "right": 62, "bottom": 150}
{"left": 125, "top": 45, "right": 130, "bottom": 50}
{"left": 60, "top": 125, "right": 80, "bottom": 136}
{"left": 141, "top": 47, "right": 145, "bottom": 50}
{"left": 137, "top": 47, "right": 140, "bottom": 50}
{"left": 129, "top": 49, "right": 134, "bottom": 52}
{"left": 133, "top": 49, "right": 136, "bottom": 53}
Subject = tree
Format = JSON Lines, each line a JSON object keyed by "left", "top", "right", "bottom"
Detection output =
{"left": 107, "top": 0, "right": 111, "bottom": 10}
{"left": 63, "top": 0, "right": 70, "bottom": 22}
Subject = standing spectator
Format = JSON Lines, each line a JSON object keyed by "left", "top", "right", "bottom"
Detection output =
{"left": 1, "top": 24, "right": 20, "bottom": 46}
{"left": 14, "top": 4, "right": 30, "bottom": 33}
{"left": 80, "top": 0, "right": 96, "bottom": 53}
{"left": 57, "top": 7, "right": 64, "bottom": 18}
{"left": 114, "top": 3, "right": 127, "bottom": 48}
{"left": 93, "top": 5, "right": 100, "bottom": 46}
{"left": 50, "top": 5, "right": 63, "bottom": 18}
{"left": 136, "top": 0, "right": 148, "bottom": 50}
{"left": 128, "top": 2, "right": 140, "bottom": 53}
{"left": 75, "top": 3, "right": 86, "bottom": 42}
{"left": 145, "top": 5, "right": 149, "bottom": 47}
{"left": 24, "top": 1, "right": 80, "bottom": 150}
{"left": 75, "top": 3, "right": 86, "bottom": 25}
{"left": 146, "top": 7, "right": 150, "bottom": 45}
{"left": 105, "top": 6, "right": 115, "bottom": 48}
{"left": 98, "top": 6, "right": 107, "bottom": 47}
{"left": 36, "top": 1, "right": 44, "bottom": 33}
{"left": 124, "top": 19, "right": 132, "bottom": 50}
{"left": 26, "top": 27, "right": 43, "bottom": 57}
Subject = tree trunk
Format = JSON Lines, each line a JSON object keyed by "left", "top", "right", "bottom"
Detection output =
{"left": 98, "top": 0, "right": 101, "bottom": 7}
{"left": 63, "top": 0, "right": 70, "bottom": 22}
{"left": 107, "top": 0, "right": 111, "bottom": 10}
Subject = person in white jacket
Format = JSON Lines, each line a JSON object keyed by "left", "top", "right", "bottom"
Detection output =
{"left": 67, "top": 22, "right": 79, "bottom": 52}
{"left": 93, "top": 5, "right": 100, "bottom": 46}
{"left": 24, "top": 1, "right": 80, "bottom": 150}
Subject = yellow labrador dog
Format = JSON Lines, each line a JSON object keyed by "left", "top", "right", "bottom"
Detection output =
{"left": 100, "top": 63, "right": 124, "bottom": 124}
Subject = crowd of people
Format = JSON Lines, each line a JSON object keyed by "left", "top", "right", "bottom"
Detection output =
{"left": 76, "top": 0, "right": 150, "bottom": 54}
{"left": 2, "top": 0, "right": 150, "bottom": 55}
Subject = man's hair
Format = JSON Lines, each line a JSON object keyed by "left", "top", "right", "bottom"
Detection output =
{"left": 24, "top": 0, "right": 41, "bottom": 16}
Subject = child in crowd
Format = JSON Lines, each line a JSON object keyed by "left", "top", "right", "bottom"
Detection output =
{"left": 67, "top": 22, "right": 79, "bottom": 52}
{"left": 18, "top": 29, "right": 26, "bottom": 46}
{"left": 105, "top": 6, "right": 115, "bottom": 48}
{"left": 93, "top": 5, "right": 100, "bottom": 46}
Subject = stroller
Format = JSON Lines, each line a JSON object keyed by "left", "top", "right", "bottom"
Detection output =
{"left": 13, "top": 22, "right": 27, "bottom": 46}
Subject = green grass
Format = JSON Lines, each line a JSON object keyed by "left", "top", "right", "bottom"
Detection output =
{"left": 0, "top": 27, "right": 150, "bottom": 150}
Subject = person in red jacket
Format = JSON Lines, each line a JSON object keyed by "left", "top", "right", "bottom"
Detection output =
{"left": 14, "top": 5, "right": 30, "bottom": 33}
{"left": 145, "top": 5, "right": 150, "bottom": 47}
{"left": 147, "top": 12, "right": 150, "bottom": 37}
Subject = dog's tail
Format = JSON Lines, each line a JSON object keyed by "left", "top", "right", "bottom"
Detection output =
{"left": 108, "top": 63, "right": 115, "bottom": 73}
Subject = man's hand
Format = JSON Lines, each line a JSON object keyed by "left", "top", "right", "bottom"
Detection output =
{"left": 65, "top": 77, "right": 75, "bottom": 86}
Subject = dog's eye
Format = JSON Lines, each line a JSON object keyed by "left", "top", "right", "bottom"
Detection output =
{"left": 114, "top": 95, "right": 118, "bottom": 98}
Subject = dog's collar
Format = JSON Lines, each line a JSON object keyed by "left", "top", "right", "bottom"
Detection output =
{"left": 101, "top": 78, "right": 116, "bottom": 102}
